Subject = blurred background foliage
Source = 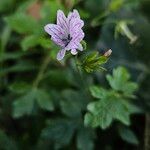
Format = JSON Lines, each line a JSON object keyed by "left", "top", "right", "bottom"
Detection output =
{"left": 0, "top": 0, "right": 150, "bottom": 150}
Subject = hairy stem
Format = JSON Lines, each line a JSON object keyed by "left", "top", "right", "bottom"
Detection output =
{"left": 145, "top": 113, "right": 150, "bottom": 150}
{"left": 75, "top": 55, "right": 82, "bottom": 76}
{"left": 74, "top": 55, "right": 88, "bottom": 92}
{"left": 33, "top": 54, "right": 50, "bottom": 88}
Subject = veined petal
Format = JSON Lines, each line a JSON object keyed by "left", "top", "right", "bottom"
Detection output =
{"left": 44, "top": 24, "right": 66, "bottom": 47}
{"left": 57, "top": 10, "right": 69, "bottom": 32}
{"left": 72, "top": 9, "right": 80, "bottom": 18}
{"left": 70, "top": 18, "right": 84, "bottom": 30}
{"left": 57, "top": 49, "right": 66, "bottom": 60}
{"left": 64, "top": 30, "right": 84, "bottom": 51}
{"left": 65, "top": 40, "right": 78, "bottom": 50}
{"left": 72, "top": 31, "right": 85, "bottom": 43}
{"left": 51, "top": 37, "right": 65, "bottom": 47}
{"left": 45, "top": 24, "right": 62, "bottom": 38}
{"left": 68, "top": 9, "right": 80, "bottom": 21}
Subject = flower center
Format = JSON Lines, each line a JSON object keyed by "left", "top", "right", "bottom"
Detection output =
{"left": 62, "top": 34, "right": 72, "bottom": 47}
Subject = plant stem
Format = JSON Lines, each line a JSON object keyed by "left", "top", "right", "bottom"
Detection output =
{"left": 75, "top": 55, "right": 81, "bottom": 76}
{"left": 145, "top": 113, "right": 150, "bottom": 150}
{"left": 33, "top": 54, "right": 50, "bottom": 88}
{"left": 74, "top": 55, "right": 88, "bottom": 92}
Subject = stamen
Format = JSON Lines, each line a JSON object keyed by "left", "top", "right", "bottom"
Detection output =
{"left": 62, "top": 34, "right": 72, "bottom": 47}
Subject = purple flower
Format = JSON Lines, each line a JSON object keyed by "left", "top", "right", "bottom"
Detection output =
{"left": 44, "top": 9, "right": 84, "bottom": 60}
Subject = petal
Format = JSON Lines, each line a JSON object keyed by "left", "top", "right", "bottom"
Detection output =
{"left": 67, "top": 10, "right": 82, "bottom": 30}
{"left": 65, "top": 40, "right": 78, "bottom": 50}
{"left": 57, "top": 10, "right": 69, "bottom": 32}
{"left": 67, "top": 9, "right": 80, "bottom": 20}
{"left": 69, "top": 22, "right": 84, "bottom": 36}
{"left": 78, "top": 43, "right": 83, "bottom": 51}
{"left": 71, "top": 49, "right": 78, "bottom": 55}
{"left": 72, "top": 9, "right": 80, "bottom": 18}
{"left": 57, "top": 49, "right": 66, "bottom": 60}
{"left": 44, "top": 24, "right": 64, "bottom": 38}
{"left": 70, "top": 18, "right": 84, "bottom": 30}
{"left": 51, "top": 37, "right": 65, "bottom": 47}
{"left": 44, "top": 24, "right": 65, "bottom": 47}
{"left": 72, "top": 30, "right": 85, "bottom": 43}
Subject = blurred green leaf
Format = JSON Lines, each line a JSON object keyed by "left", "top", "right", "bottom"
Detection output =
{"left": 13, "top": 88, "right": 54, "bottom": 118}
{"left": 106, "top": 66, "right": 138, "bottom": 97}
{"left": 9, "top": 82, "right": 31, "bottom": 94}
{"left": 90, "top": 86, "right": 108, "bottom": 99}
{"left": 36, "top": 89, "right": 54, "bottom": 111}
{"left": 108, "top": 0, "right": 124, "bottom": 12}
{"left": 5, "top": 13, "right": 38, "bottom": 34}
{"left": 40, "top": 0, "right": 64, "bottom": 23}
{"left": 38, "top": 37, "right": 52, "bottom": 49}
{"left": 0, "top": 26, "right": 11, "bottom": 52}
{"left": 21, "top": 35, "right": 53, "bottom": 51}
{"left": 41, "top": 119, "right": 76, "bottom": 149}
{"left": 77, "top": 128, "right": 95, "bottom": 150}
{"left": 13, "top": 89, "right": 36, "bottom": 118}
{"left": 60, "top": 90, "right": 86, "bottom": 117}
{"left": 0, "top": 0, "right": 15, "bottom": 12}
{"left": 0, "top": 61, "right": 38, "bottom": 76}
{"left": 0, "top": 51, "right": 25, "bottom": 62}
{"left": 119, "top": 126, "right": 139, "bottom": 145}
{"left": 21, "top": 35, "right": 39, "bottom": 51}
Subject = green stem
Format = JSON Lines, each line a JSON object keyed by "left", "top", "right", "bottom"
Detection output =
{"left": 74, "top": 55, "right": 88, "bottom": 92}
{"left": 75, "top": 54, "right": 81, "bottom": 75}
{"left": 33, "top": 54, "right": 51, "bottom": 88}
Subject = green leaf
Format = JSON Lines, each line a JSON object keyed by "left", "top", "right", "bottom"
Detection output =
{"left": 108, "top": 0, "right": 124, "bottom": 12}
{"left": 41, "top": 119, "right": 76, "bottom": 149}
{"left": 5, "top": 13, "right": 38, "bottom": 34}
{"left": 21, "top": 35, "right": 52, "bottom": 51}
{"left": 36, "top": 89, "right": 54, "bottom": 111}
{"left": 77, "top": 128, "right": 95, "bottom": 150}
{"left": 13, "top": 89, "right": 54, "bottom": 118}
{"left": 0, "top": 26, "right": 11, "bottom": 51}
{"left": 85, "top": 91, "right": 131, "bottom": 129}
{"left": 21, "top": 35, "right": 39, "bottom": 51}
{"left": 9, "top": 82, "right": 31, "bottom": 94}
{"left": 90, "top": 86, "right": 108, "bottom": 99}
{"left": 119, "top": 127, "right": 139, "bottom": 145}
{"left": 40, "top": 0, "right": 64, "bottom": 23}
{"left": 0, "top": 61, "right": 38, "bottom": 76}
{"left": 0, "top": 51, "right": 25, "bottom": 62}
{"left": 60, "top": 90, "right": 86, "bottom": 117}
{"left": 0, "top": 0, "right": 15, "bottom": 13}
{"left": 106, "top": 66, "right": 138, "bottom": 96}
{"left": 12, "top": 89, "right": 36, "bottom": 118}
{"left": 85, "top": 67, "right": 139, "bottom": 129}
{"left": 38, "top": 37, "right": 52, "bottom": 49}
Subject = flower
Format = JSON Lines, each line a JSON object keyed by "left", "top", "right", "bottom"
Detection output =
{"left": 44, "top": 9, "right": 84, "bottom": 60}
